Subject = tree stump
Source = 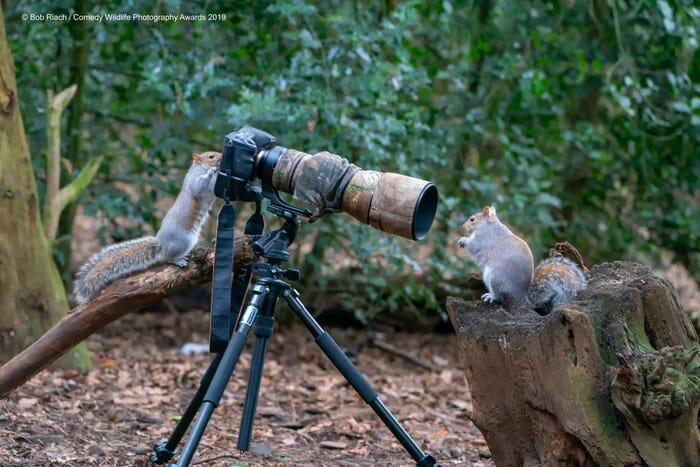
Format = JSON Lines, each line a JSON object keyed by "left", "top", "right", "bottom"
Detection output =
{"left": 447, "top": 261, "right": 700, "bottom": 467}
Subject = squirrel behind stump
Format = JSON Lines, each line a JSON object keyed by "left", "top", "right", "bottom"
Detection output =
{"left": 458, "top": 206, "right": 586, "bottom": 309}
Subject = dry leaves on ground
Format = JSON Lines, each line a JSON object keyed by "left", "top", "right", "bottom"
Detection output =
{"left": 0, "top": 308, "right": 491, "bottom": 466}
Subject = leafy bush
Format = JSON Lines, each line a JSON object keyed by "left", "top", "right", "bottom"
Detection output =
{"left": 5, "top": 0, "right": 699, "bottom": 321}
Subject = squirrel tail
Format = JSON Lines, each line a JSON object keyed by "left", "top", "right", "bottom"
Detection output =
{"left": 73, "top": 236, "right": 161, "bottom": 305}
{"left": 527, "top": 256, "right": 587, "bottom": 309}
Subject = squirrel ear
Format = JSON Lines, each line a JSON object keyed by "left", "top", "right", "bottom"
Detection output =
{"left": 482, "top": 206, "right": 496, "bottom": 217}
{"left": 192, "top": 153, "right": 201, "bottom": 162}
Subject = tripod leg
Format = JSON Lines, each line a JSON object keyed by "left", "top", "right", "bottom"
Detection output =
{"left": 150, "top": 353, "right": 224, "bottom": 464}
{"left": 175, "top": 284, "right": 268, "bottom": 467}
{"left": 237, "top": 298, "right": 276, "bottom": 451}
{"left": 282, "top": 289, "right": 438, "bottom": 467}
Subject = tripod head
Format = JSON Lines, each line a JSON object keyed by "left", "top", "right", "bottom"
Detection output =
{"left": 252, "top": 210, "right": 298, "bottom": 264}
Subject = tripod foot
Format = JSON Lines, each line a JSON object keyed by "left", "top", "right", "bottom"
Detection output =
{"left": 416, "top": 454, "right": 440, "bottom": 467}
{"left": 149, "top": 440, "right": 175, "bottom": 465}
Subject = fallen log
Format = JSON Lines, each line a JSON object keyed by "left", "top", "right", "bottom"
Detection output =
{"left": 447, "top": 260, "right": 699, "bottom": 466}
{"left": 0, "top": 237, "right": 255, "bottom": 398}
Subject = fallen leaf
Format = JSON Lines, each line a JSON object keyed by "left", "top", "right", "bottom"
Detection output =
{"left": 17, "top": 398, "right": 38, "bottom": 409}
{"left": 250, "top": 441, "right": 273, "bottom": 457}
{"left": 320, "top": 440, "right": 348, "bottom": 450}
{"left": 432, "top": 355, "right": 449, "bottom": 367}
{"left": 431, "top": 427, "right": 450, "bottom": 440}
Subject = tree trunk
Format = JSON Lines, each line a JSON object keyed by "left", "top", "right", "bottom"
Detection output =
{"left": 447, "top": 261, "right": 699, "bottom": 467}
{"left": 0, "top": 8, "right": 89, "bottom": 369}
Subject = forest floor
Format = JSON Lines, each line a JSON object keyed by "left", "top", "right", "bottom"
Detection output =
{"left": 0, "top": 308, "right": 491, "bottom": 466}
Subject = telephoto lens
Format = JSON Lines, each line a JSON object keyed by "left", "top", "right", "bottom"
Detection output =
{"left": 257, "top": 147, "right": 438, "bottom": 241}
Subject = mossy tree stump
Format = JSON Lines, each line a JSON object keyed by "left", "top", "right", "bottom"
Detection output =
{"left": 447, "top": 261, "right": 699, "bottom": 466}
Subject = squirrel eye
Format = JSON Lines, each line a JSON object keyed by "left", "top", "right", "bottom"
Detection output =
{"left": 208, "top": 154, "right": 215, "bottom": 159}
{"left": 470, "top": 217, "right": 475, "bottom": 222}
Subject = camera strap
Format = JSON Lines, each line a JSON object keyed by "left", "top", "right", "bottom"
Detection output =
{"left": 230, "top": 203, "right": 264, "bottom": 331}
{"left": 209, "top": 201, "right": 236, "bottom": 353}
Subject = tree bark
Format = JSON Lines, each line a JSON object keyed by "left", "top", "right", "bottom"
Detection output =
{"left": 0, "top": 238, "right": 255, "bottom": 398}
{"left": 0, "top": 6, "right": 89, "bottom": 369}
{"left": 447, "top": 261, "right": 699, "bottom": 467}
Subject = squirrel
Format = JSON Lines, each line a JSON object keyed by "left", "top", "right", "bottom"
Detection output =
{"left": 72, "top": 151, "right": 222, "bottom": 304}
{"left": 457, "top": 205, "right": 586, "bottom": 309}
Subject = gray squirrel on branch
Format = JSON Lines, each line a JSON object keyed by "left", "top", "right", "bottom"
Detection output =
{"left": 73, "top": 151, "right": 222, "bottom": 304}
{"left": 458, "top": 206, "right": 586, "bottom": 309}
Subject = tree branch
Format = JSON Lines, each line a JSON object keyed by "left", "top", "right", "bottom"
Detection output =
{"left": 0, "top": 237, "right": 256, "bottom": 398}
{"left": 44, "top": 85, "right": 77, "bottom": 242}
{"left": 54, "top": 155, "right": 102, "bottom": 215}
{"left": 43, "top": 85, "right": 103, "bottom": 244}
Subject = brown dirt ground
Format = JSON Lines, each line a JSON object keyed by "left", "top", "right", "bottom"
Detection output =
{"left": 0, "top": 309, "right": 491, "bottom": 466}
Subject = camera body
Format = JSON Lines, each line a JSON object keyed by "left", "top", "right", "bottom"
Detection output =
{"left": 213, "top": 126, "right": 276, "bottom": 202}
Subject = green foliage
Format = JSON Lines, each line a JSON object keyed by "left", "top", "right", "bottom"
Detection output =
{"left": 5, "top": 0, "right": 699, "bottom": 321}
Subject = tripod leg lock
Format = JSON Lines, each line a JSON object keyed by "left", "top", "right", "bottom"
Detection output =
{"left": 253, "top": 315, "right": 275, "bottom": 338}
{"left": 149, "top": 440, "right": 175, "bottom": 464}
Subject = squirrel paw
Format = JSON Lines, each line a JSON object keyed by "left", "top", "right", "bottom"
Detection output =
{"left": 457, "top": 236, "right": 468, "bottom": 248}
{"left": 172, "top": 256, "right": 189, "bottom": 268}
{"left": 481, "top": 292, "right": 498, "bottom": 303}
{"left": 201, "top": 166, "right": 218, "bottom": 180}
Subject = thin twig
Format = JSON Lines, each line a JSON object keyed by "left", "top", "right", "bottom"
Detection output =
{"left": 86, "top": 108, "right": 214, "bottom": 149}
{"left": 192, "top": 453, "right": 239, "bottom": 465}
{"left": 368, "top": 334, "right": 440, "bottom": 372}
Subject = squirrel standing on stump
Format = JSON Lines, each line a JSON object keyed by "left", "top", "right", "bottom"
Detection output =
{"left": 72, "top": 151, "right": 222, "bottom": 304}
{"left": 458, "top": 206, "right": 586, "bottom": 309}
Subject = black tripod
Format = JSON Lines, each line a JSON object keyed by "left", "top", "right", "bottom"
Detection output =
{"left": 150, "top": 212, "right": 439, "bottom": 467}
